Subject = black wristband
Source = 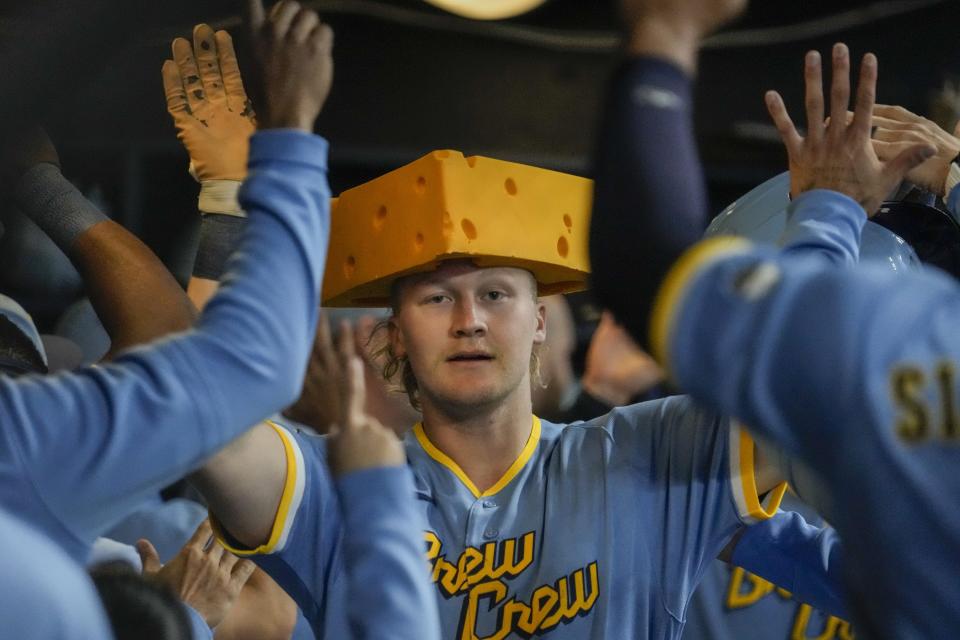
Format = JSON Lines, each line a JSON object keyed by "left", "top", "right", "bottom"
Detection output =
{"left": 193, "top": 214, "right": 245, "bottom": 280}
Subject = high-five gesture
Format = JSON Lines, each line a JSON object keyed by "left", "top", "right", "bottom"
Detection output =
{"left": 162, "top": 25, "right": 256, "bottom": 182}
{"left": 327, "top": 321, "right": 406, "bottom": 477}
{"left": 246, "top": 0, "right": 334, "bottom": 132}
{"left": 765, "top": 44, "right": 936, "bottom": 216}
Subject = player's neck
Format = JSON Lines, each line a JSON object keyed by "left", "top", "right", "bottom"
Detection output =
{"left": 419, "top": 386, "right": 533, "bottom": 495}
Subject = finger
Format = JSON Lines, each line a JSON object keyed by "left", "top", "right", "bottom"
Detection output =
{"left": 310, "top": 22, "right": 335, "bottom": 55}
{"left": 172, "top": 38, "right": 206, "bottom": 114}
{"left": 870, "top": 115, "right": 925, "bottom": 132}
{"left": 872, "top": 128, "right": 926, "bottom": 144}
{"left": 269, "top": 1, "right": 302, "bottom": 38}
{"left": 803, "top": 50, "right": 825, "bottom": 142}
{"left": 193, "top": 24, "right": 227, "bottom": 104}
{"left": 161, "top": 60, "right": 191, "bottom": 116}
{"left": 873, "top": 104, "right": 924, "bottom": 124}
{"left": 765, "top": 91, "right": 804, "bottom": 158}
{"left": 214, "top": 31, "right": 252, "bottom": 114}
{"left": 290, "top": 7, "right": 320, "bottom": 43}
{"left": 850, "top": 53, "right": 877, "bottom": 142}
{"left": 136, "top": 539, "right": 163, "bottom": 574}
{"left": 315, "top": 312, "right": 338, "bottom": 369}
{"left": 219, "top": 549, "right": 238, "bottom": 572}
{"left": 206, "top": 537, "right": 225, "bottom": 564}
{"left": 245, "top": 0, "right": 266, "bottom": 31}
{"left": 187, "top": 518, "right": 214, "bottom": 547}
{"left": 871, "top": 139, "right": 912, "bottom": 160}
{"left": 828, "top": 43, "right": 851, "bottom": 139}
{"left": 337, "top": 321, "right": 366, "bottom": 430}
{"left": 881, "top": 143, "right": 937, "bottom": 186}
{"left": 231, "top": 560, "right": 257, "bottom": 589}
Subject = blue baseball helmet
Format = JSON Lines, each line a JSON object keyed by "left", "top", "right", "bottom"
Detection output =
{"left": 707, "top": 172, "right": 960, "bottom": 279}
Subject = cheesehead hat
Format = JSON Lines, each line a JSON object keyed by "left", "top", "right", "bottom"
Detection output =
{"left": 322, "top": 150, "right": 593, "bottom": 307}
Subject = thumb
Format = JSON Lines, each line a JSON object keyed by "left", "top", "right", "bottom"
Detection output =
{"left": 136, "top": 539, "right": 163, "bottom": 574}
{"left": 882, "top": 143, "right": 936, "bottom": 184}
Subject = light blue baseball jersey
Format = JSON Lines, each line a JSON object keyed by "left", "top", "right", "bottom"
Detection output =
{"left": 0, "top": 130, "right": 329, "bottom": 563}
{"left": 221, "top": 398, "right": 785, "bottom": 640}
{"left": 655, "top": 187, "right": 960, "bottom": 638}
{"left": 0, "top": 508, "right": 113, "bottom": 639}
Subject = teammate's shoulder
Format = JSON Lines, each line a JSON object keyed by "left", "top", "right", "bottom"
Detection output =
{"left": 266, "top": 415, "right": 328, "bottom": 455}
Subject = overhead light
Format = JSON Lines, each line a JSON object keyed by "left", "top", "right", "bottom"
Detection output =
{"left": 421, "top": 0, "right": 548, "bottom": 20}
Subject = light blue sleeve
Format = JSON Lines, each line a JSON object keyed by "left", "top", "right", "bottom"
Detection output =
{"left": 183, "top": 603, "right": 214, "bottom": 640}
{"left": 732, "top": 510, "right": 848, "bottom": 620}
{"left": 0, "top": 509, "right": 114, "bottom": 639}
{"left": 778, "top": 189, "right": 865, "bottom": 265}
{"left": 336, "top": 466, "right": 440, "bottom": 640}
{"left": 663, "top": 188, "right": 960, "bottom": 465}
{"left": 0, "top": 130, "right": 329, "bottom": 562}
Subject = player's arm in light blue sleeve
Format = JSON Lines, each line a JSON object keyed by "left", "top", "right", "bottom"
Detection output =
{"left": 650, "top": 188, "right": 960, "bottom": 463}
{"left": 0, "top": 130, "right": 329, "bottom": 560}
{"left": 337, "top": 466, "right": 440, "bottom": 640}
{"left": 732, "top": 510, "right": 848, "bottom": 620}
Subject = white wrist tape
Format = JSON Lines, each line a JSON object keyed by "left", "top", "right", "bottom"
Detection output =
{"left": 198, "top": 179, "right": 245, "bottom": 217}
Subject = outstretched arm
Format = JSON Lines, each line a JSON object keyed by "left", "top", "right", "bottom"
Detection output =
{"left": 329, "top": 323, "right": 440, "bottom": 640}
{"left": 589, "top": 1, "right": 746, "bottom": 351}
{"left": 0, "top": 0, "right": 334, "bottom": 561}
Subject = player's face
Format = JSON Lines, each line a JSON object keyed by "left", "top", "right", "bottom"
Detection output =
{"left": 391, "top": 261, "right": 546, "bottom": 414}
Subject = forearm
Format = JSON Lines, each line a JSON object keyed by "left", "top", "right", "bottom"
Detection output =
{"left": 73, "top": 221, "right": 196, "bottom": 358}
{"left": 189, "top": 180, "right": 245, "bottom": 311}
{"left": 731, "top": 510, "right": 848, "bottom": 620}
{"left": 0, "top": 130, "right": 329, "bottom": 552}
{"left": 589, "top": 57, "right": 707, "bottom": 350}
{"left": 779, "top": 190, "right": 867, "bottom": 265}
{"left": 652, "top": 191, "right": 956, "bottom": 462}
{"left": 337, "top": 466, "right": 441, "bottom": 640}
{"left": 15, "top": 164, "right": 196, "bottom": 357}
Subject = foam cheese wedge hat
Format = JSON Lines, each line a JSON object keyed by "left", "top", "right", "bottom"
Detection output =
{"left": 322, "top": 150, "right": 593, "bottom": 307}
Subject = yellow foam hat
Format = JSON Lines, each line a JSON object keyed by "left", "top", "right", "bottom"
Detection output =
{"left": 322, "top": 150, "right": 593, "bottom": 307}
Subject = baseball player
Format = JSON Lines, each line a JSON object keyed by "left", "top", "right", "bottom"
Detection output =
{"left": 589, "top": 1, "right": 960, "bottom": 637}
{"left": 165, "top": 16, "right": 868, "bottom": 640}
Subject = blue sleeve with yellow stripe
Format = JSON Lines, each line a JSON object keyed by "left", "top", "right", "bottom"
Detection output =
{"left": 651, "top": 188, "right": 960, "bottom": 463}
{"left": 0, "top": 131, "right": 329, "bottom": 562}
{"left": 217, "top": 425, "right": 439, "bottom": 640}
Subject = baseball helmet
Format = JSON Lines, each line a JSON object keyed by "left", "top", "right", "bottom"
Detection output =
{"left": 707, "top": 172, "right": 960, "bottom": 279}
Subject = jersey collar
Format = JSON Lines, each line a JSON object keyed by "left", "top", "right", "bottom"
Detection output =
{"left": 412, "top": 416, "right": 542, "bottom": 499}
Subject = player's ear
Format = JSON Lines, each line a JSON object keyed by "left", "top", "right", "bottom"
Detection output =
{"left": 533, "top": 299, "right": 547, "bottom": 346}
{"left": 388, "top": 316, "right": 406, "bottom": 359}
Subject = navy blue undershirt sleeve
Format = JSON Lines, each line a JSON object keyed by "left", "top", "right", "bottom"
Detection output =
{"left": 589, "top": 57, "right": 705, "bottom": 349}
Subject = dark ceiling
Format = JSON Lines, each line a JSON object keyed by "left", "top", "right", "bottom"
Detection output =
{"left": 0, "top": 0, "right": 958, "bottom": 307}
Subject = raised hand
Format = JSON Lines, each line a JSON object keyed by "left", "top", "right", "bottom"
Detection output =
{"left": 246, "top": 0, "right": 334, "bottom": 132}
{"left": 621, "top": 0, "right": 747, "bottom": 72}
{"left": 162, "top": 25, "right": 255, "bottom": 182}
{"left": 765, "top": 44, "right": 936, "bottom": 216}
{"left": 283, "top": 313, "right": 343, "bottom": 434}
{"left": 582, "top": 312, "right": 664, "bottom": 407}
{"left": 870, "top": 104, "right": 960, "bottom": 197}
{"left": 137, "top": 520, "right": 256, "bottom": 629}
{"left": 326, "top": 321, "right": 405, "bottom": 477}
